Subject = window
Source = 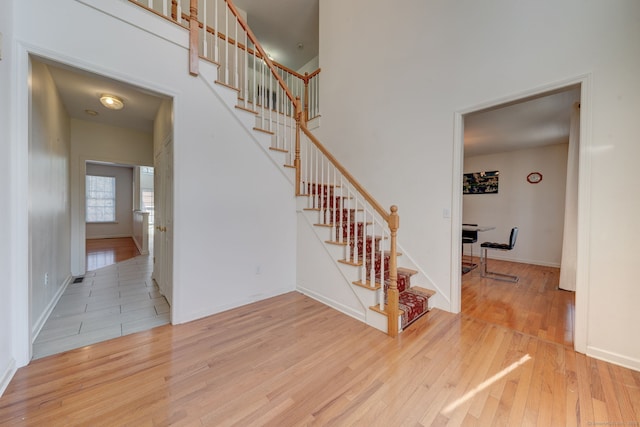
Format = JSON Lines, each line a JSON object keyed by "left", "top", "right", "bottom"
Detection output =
{"left": 86, "top": 175, "right": 116, "bottom": 222}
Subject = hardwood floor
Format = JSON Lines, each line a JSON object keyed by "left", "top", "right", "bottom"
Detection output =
{"left": 1, "top": 280, "right": 639, "bottom": 425}
{"left": 86, "top": 237, "right": 140, "bottom": 270}
{"left": 462, "top": 257, "right": 574, "bottom": 347}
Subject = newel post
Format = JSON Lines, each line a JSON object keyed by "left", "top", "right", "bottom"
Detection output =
{"left": 387, "top": 205, "right": 400, "bottom": 337}
{"left": 294, "top": 97, "right": 303, "bottom": 196}
{"left": 188, "top": 0, "right": 199, "bottom": 76}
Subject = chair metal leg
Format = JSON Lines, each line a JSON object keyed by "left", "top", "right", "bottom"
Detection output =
{"left": 481, "top": 248, "right": 519, "bottom": 283}
{"left": 462, "top": 243, "right": 477, "bottom": 267}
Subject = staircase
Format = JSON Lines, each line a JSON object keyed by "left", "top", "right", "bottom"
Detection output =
{"left": 129, "top": 0, "right": 435, "bottom": 336}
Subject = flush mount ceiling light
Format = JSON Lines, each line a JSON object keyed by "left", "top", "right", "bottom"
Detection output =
{"left": 84, "top": 109, "right": 98, "bottom": 116}
{"left": 99, "top": 94, "right": 124, "bottom": 110}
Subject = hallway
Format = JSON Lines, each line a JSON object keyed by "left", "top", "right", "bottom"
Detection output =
{"left": 32, "top": 241, "right": 169, "bottom": 359}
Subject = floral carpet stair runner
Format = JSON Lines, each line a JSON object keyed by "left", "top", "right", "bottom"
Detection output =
{"left": 309, "top": 183, "right": 434, "bottom": 330}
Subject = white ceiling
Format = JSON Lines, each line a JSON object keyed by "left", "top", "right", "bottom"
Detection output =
{"left": 233, "top": 0, "right": 319, "bottom": 70}
{"left": 464, "top": 86, "right": 581, "bottom": 157}
{"left": 38, "top": 57, "right": 165, "bottom": 133}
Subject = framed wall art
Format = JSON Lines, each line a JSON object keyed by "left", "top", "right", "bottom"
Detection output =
{"left": 463, "top": 170, "right": 499, "bottom": 194}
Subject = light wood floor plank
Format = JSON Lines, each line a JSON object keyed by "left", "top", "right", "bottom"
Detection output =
{"left": 1, "top": 260, "right": 639, "bottom": 426}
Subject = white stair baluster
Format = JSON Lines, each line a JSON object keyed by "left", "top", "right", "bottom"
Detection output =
{"left": 260, "top": 60, "right": 265, "bottom": 128}
{"left": 370, "top": 212, "right": 375, "bottom": 287}
{"left": 313, "top": 150, "right": 318, "bottom": 211}
{"left": 315, "top": 74, "right": 320, "bottom": 117}
{"left": 320, "top": 155, "right": 325, "bottom": 224}
{"left": 337, "top": 176, "right": 343, "bottom": 244}
{"left": 234, "top": 15, "right": 238, "bottom": 88}
{"left": 360, "top": 206, "right": 368, "bottom": 283}
{"left": 213, "top": 0, "right": 218, "bottom": 62}
{"left": 345, "top": 187, "right": 351, "bottom": 261}
{"left": 275, "top": 77, "right": 280, "bottom": 149}
{"left": 243, "top": 28, "right": 248, "bottom": 107}
{"left": 252, "top": 42, "right": 257, "bottom": 109}
{"left": 331, "top": 166, "right": 337, "bottom": 241}
{"left": 353, "top": 193, "right": 359, "bottom": 265}
{"left": 225, "top": 5, "right": 229, "bottom": 84}
{"left": 269, "top": 73, "right": 274, "bottom": 135}
{"left": 202, "top": 0, "right": 208, "bottom": 60}
{"left": 380, "top": 229, "right": 385, "bottom": 309}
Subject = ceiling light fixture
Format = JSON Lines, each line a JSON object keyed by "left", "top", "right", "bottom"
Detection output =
{"left": 84, "top": 109, "right": 98, "bottom": 116}
{"left": 99, "top": 94, "right": 124, "bottom": 110}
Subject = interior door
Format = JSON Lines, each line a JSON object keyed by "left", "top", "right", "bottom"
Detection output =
{"left": 153, "top": 138, "right": 173, "bottom": 306}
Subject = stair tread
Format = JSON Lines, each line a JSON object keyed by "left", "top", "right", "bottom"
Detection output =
{"left": 215, "top": 80, "right": 240, "bottom": 92}
{"left": 397, "top": 267, "right": 418, "bottom": 276}
{"left": 326, "top": 240, "right": 348, "bottom": 246}
{"left": 303, "top": 182, "right": 342, "bottom": 188}
{"left": 253, "top": 127, "right": 274, "bottom": 135}
{"left": 269, "top": 146, "right": 288, "bottom": 153}
{"left": 407, "top": 286, "right": 436, "bottom": 298}
{"left": 352, "top": 280, "right": 381, "bottom": 290}
{"left": 369, "top": 304, "right": 405, "bottom": 317}
{"left": 235, "top": 104, "right": 258, "bottom": 115}
{"left": 338, "top": 259, "right": 362, "bottom": 267}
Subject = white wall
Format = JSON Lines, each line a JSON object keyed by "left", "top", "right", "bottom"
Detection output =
{"left": 85, "top": 163, "right": 134, "bottom": 239}
{"left": 319, "top": 0, "right": 640, "bottom": 369}
{"left": 463, "top": 144, "right": 568, "bottom": 267}
{"left": 3, "top": 0, "right": 297, "bottom": 381}
{"left": 29, "top": 60, "right": 72, "bottom": 341}
{"left": 0, "top": 0, "right": 18, "bottom": 396}
{"left": 70, "top": 119, "right": 153, "bottom": 274}
{"left": 298, "top": 56, "right": 319, "bottom": 75}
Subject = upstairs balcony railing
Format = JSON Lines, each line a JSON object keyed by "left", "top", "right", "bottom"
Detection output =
{"left": 130, "top": 0, "right": 320, "bottom": 122}
{"left": 129, "top": 0, "right": 401, "bottom": 337}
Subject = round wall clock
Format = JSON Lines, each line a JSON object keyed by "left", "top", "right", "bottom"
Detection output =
{"left": 527, "top": 172, "right": 543, "bottom": 184}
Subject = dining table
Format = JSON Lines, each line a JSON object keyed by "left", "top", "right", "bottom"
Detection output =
{"left": 461, "top": 224, "right": 495, "bottom": 273}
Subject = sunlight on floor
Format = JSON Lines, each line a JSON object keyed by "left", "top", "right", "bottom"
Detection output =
{"left": 442, "top": 354, "right": 532, "bottom": 415}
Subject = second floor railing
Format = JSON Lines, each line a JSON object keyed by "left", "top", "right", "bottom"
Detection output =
{"left": 129, "top": 0, "right": 320, "bottom": 122}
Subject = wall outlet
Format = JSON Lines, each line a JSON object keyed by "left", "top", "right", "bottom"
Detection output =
{"left": 44, "top": 273, "right": 49, "bottom": 286}
{"left": 255, "top": 266, "right": 261, "bottom": 275}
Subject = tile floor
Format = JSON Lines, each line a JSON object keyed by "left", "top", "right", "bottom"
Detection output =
{"left": 32, "top": 254, "right": 170, "bottom": 359}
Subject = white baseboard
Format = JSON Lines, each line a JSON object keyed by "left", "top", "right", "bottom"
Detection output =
{"left": 297, "top": 286, "right": 366, "bottom": 324}
{"left": 86, "top": 234, "right": 131, "bottom": 240}
{"left": 31, "top": 275, "right": 73, "bottom": 342}
{"left": 0, "top": 358, "right": 17, "bottom": 397}
{"left": 483, "top": 253, "right": 561, "bottom": 268}
{"left": 587, "top": 346, "right": 640, "bottom": 372}
{"left": 171, "top": 286, "right": 293, "bottom": 325}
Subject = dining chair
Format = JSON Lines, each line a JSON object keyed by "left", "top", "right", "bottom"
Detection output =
{"left": 480, "top": 227, "right": 519, "bottom": 282}
{"left": 462, "top": 223, "right": 478, "bottom": 266}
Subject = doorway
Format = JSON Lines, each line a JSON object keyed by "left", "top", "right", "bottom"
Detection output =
{"left": 27, "top": 55, "right": 174, "bottom": 359}
{"left": 452, "top": 78, "right": 589, "bottom": 350}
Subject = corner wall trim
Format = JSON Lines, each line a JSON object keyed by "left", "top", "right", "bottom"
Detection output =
{"left": 31, "top": 275, "right": 73, "bottom": 343}
{"left": 0, "top": 358, "right": 17, "bottom": 398}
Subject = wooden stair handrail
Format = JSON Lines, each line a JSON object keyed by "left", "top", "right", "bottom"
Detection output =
{"left": 299, "top": 124, "right": 391, "bottom": 222}
{"left": 225, "top": 0, "right": 296, "bottom": 106}
{"left": 299, "top": 120, "right": 400, "bottom": 337}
